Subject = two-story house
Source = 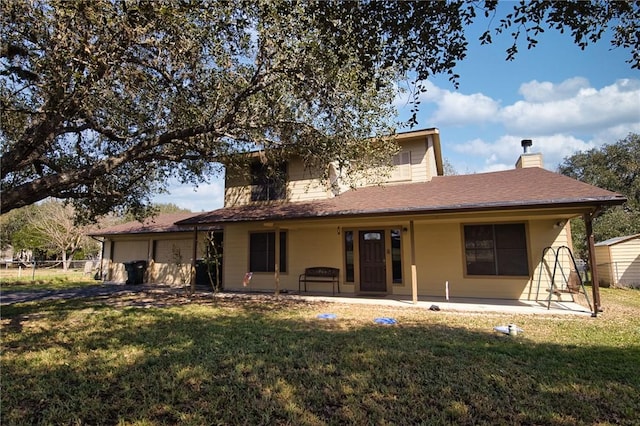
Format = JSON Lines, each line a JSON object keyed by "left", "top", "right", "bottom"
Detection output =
{"left": 94, "top": 128, "right": 625, "bottom": 312}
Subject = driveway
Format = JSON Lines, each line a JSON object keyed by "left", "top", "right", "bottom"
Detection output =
{"left": 0, "top": 283, "right": 185, "bottom": 306}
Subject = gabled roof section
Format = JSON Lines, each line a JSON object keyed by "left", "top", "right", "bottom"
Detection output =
{"left": 178, "top": 167, "right": 626, "bottom": 226}
{"left": 92, "top": 213, "right": 219, "bottom": 236}
{"left": 595, "top": 233, "right": 640, "bottom": 247}
{"left": 395, "top": 127, "right": 443, "bottom": 176}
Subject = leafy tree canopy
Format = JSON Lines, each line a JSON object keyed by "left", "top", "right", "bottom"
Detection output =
{"left": 0, "top": 199, "right": 100, "bottom": 266}
{"left": 0, "top": 204, "right": 36, "bottom": 251}
{"left": 558, "top": 133, "right": 640, "bottom": 257}
{"left": 2, "top": 0, "right": 638, "bottom": 221}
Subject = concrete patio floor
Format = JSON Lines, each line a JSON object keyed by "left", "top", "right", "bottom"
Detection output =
{"left": 177, "top": 284, "right": 596, "bottom": 316}
{"left": 281, "top": 291, "right": 594, "bottom": 316}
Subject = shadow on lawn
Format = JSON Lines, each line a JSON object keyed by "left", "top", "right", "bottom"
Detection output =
{"left": 2, "top": 298, "right": 639, "bottom": 425}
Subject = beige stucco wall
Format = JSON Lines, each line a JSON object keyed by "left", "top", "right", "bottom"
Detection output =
{"left": 98, "top": 215, "right": 589, "bottom": 300}
{"left": 223, "top": 222, "right": 344, "bottom": 292}
{"left": 220, "top": 214, "right": 579, "bottom": 301}
{"left": 151, "top": 239, "right": 193, "bottom": 286}
{"left": 289, "top": 225, "right": 344, "bottom": 290}
{"left": 391, "top": 219, "right": 572, "bottom": 300}
{"left": 101, "top": 232, "right": 209, "bottom": 285}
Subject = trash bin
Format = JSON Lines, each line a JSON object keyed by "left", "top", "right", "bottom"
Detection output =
{"left": 124, "top": 260, "right": 147, "bottom": 284}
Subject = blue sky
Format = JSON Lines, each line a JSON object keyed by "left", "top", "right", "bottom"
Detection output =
{"left": 155, "top": 15, "right": 640, "bottom": 212}
{"left": 396, "top": 16, "right": 640, "bottom": 175}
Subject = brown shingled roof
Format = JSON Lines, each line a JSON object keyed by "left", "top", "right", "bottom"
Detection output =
{"left": 92, "top": 213, "right": 218, "bottom": 236}
{"left": 178, "top": 167, "right": 626, "bottom": 226}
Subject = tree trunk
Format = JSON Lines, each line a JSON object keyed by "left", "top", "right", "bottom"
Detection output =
{"left": 62, "top": 250, "right": 69, "bottom": 272}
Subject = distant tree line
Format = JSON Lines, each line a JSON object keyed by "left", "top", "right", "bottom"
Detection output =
{"left": 0, "top": 201, "right": 191, "bottom": 270}
{"left": 558, "top": 133, "right": 640, "bottom": 258}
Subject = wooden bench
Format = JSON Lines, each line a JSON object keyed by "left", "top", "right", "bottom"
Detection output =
{"left": 299, "top": 267, "right": 340, "bottom": 295}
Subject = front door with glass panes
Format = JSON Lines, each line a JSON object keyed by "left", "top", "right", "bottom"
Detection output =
{"left": 359, "top": 230, "right": 387, "bottom": 292}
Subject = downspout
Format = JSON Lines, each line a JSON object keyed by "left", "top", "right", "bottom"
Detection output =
{"left": 584, "top": 209, "right": 602, "bottom": 317}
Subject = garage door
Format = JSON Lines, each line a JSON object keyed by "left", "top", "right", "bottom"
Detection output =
{"left": 154, "top": 239, "right": 192, "bottom": 263}
{"left": 113, "top": 240, "right": 149, "bottom": 262}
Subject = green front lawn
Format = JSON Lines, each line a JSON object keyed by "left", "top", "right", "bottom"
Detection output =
{"left": 1, "top": 288, "right": 639, "bottom": 425}
{"left": 1, "top": 268, "right": 99, "bottom": 291}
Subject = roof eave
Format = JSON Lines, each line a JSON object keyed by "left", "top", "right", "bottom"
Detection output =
{"left": 89, "top": 229, "right": 195, "bottom": 237}
{"left": 305, "top": 197, "right": 626, "bottom": 221}
{"left": 176, "top": 195, "right": 626, "bottom": 226}
{"left": 91, "top": 224, "right": 221, "bottom": 237}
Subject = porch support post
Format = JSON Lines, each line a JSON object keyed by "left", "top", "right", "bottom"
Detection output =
{"left": 274, "top": 225, "right": 280, "bottom": 297}
{"left": 190, "top": 226, "right": 198, "bottom": 295}
{"left": 410, "top": 220, "right": 418, "bottom": 304}
{"left": 584, "top": 212, "right": 601, "bottom": 317}
{"left": 98, "top": 237, "right": 105, "bottom": 282}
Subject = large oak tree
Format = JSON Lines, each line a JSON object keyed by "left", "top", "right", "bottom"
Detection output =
{"left": 2, "top": 0, "right": 638, "bottom": 221}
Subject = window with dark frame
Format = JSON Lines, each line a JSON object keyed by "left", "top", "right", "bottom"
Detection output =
{"left": 249, "top": 231, "right": 287, "bottom": 273}
{"left": 464, "top": 223, "right": 529, "bottom": 276}
{"left": 391, "top": 228, "right": 402, "bottom": 283}
{"left": 250, "top": 161, "right": 287, "bottom": 201}
{"left": 344, "top": 231, "right": 354, "bottom": 282}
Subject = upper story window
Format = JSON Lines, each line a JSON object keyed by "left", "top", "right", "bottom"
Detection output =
{"left": 390, "top": 151, "right": 412, "bottom": 182}
{"left": 250, "top": 161, "right": 287, "bottom": 201}
{"left": 464, "top": 223, "right": 529, "bottom": 276}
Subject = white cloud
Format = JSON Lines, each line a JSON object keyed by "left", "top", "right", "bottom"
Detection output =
{"left": 452, "top": 135, "right": 524, "bottom": 172}
{"left": 395, "top": 80, "right": 500, "bottom": 126}
{"left": 431, "top": 91, "right": 501, "bottom": 125}
{"left": 450, "top": 137, "right": 487, "bottom": 152}
{"left": 526, "top": 134, "right": 595, "bottom": 170}
{"left": 408, "top": 77, "right": 639, "bottom": 136}
{"left": 451, "top": 134, "right": 596, "bottom": 173}
{"left": 416, "top": 77, "right": 639, "bottom": 174}
{"left": 500, "top": 78, "right": 640, "bottom": 135}
{"left": 592, "top": 122, "right": 640, "bottom": 143}
{"left": 518, "top": 77, "right": 591, "bottom": 102}
{"left": 482, "top": 163, "right": 513, "bottom": 173}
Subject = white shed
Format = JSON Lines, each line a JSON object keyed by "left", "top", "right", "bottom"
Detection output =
{"left": 595, "top": 234, "right": 640, "bottom": 288}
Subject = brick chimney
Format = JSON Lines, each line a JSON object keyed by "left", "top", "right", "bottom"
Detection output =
{"left": 515, "top": 139, "right": 543, "bottom": 168}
